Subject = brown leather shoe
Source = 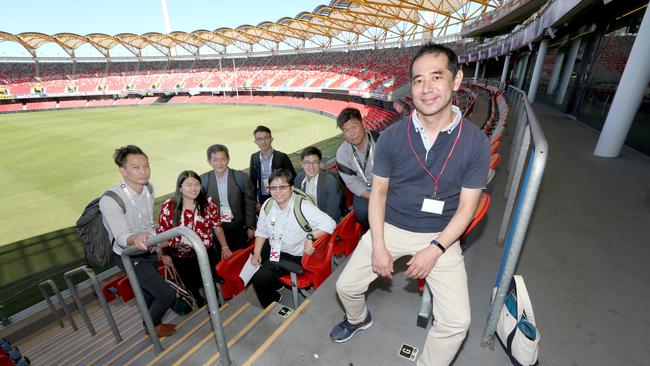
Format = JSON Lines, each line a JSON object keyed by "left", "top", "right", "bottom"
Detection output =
{"left": 155, "top": 324, "right": 176, "bottom": 337}
{"left": 159, "top": 323, "right": 177, "bottom": 330}
{"left": 144, "top": 324, "right": 177, "bottom": 337}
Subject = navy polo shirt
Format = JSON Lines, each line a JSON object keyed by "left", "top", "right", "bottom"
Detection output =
{"left": 373, "top": 114, "right": 490, "bottom": 233}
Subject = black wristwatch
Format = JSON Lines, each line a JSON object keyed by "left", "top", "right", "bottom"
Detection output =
{"left": 430, "top": 239, "right": 446, "bottom": 253}
{"left": 306, "top": 233, "right": 315, "bottom": 241}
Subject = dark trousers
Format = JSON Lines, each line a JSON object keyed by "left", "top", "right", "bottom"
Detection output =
{"left": 222, "top": 223, "right": 249, "bottom": 251}
{"left": 251, "top": 241, "right": 302, "bottom": 308}
{"left": 115, "top": 252, "right": 175, "bottom": 326}
{"left": 353, "top": 194, "right": 370, "bottom": 229}
{"left": 171, "top": 246, "right": 219, "bottom": 308}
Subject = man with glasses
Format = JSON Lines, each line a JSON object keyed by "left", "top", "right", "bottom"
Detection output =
{"left": 249, "top": 169, "right": 335, "bottom": 307}
{"left": 335, "top": 108, "right": 379, "bottom": 228}
{"left": 294, "top": 146, "right": 341, "bottom": 221}
{"left": 249, "top": 125, "right": 296, "bottom": 206}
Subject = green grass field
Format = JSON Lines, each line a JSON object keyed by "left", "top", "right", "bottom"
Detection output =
{"left": 0, "top": 105, "right": 340, "bottom": 247}
{"left": 0, "top": 104, "right": 346, "bottom": 316}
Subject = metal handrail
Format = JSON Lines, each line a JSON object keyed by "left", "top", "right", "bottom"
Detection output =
{"left": 38, "top": 279, "right": 77, "bottom": 330}
{"left": 121, "top": 227, "right": 231, "bottom": 365}
{"left": 63, "top": 266, "right": 122, "bottom": 342}
{"left": 481, "top": 85, "right": 547, "bottom": 348}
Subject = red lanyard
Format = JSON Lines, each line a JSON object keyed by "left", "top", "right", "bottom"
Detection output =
{"left": 407, "top": 111, "right": 463, "bottom": 194}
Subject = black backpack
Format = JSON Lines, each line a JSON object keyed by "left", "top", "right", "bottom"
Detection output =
{"left": 76, "top": 191, "right": 126, "bottom": 266}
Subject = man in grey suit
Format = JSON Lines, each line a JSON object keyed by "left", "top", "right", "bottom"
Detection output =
{"left": 201, "top": 144, "right": 257, "bottom": 260}
{"left": 294, "top": 146, "right": 341, "bottom": 222}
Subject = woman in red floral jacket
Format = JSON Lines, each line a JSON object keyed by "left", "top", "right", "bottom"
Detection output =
{"left": 157, "top": 170, "right": 229, "bottom": 307}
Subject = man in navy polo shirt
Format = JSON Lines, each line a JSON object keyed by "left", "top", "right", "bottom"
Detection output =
{"left": 330, "top": 44, "right": 490, "bottom": 366}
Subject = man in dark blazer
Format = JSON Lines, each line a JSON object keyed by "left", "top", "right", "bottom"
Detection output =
{"left": 294, "top": 146, "right": 341, "bottom": 222}
{"left": 249, "top": 125, "right": 296, "bottom": 205}
{"left": 202, "top": 144, "right": 257, "bottom": 259}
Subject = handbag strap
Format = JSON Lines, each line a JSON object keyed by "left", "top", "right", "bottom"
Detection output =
{"left": 165, "top": 262, "right": 187, "bottom": 290}
{"left": 513, "top": 275, "right": 536, "bottom": 325}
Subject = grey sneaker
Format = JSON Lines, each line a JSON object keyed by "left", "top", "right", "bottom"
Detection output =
{"left": 329, "top": 310, "right": 373, "bottom": 343}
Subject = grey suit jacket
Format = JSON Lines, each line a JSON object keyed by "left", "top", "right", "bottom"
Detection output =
{"left": 294, "top": 171, "right": 341, "bottom": 222}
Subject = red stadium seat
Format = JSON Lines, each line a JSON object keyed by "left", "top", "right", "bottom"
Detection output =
{"left": 277, "top": 233, "right": 334, "bottom": 308}
{"left": 216, "top": 241, "right": 255, "bottom": 300}
{"left": 332, "top": 210, "right": 365, "bottom": 259}
{"left": 489, "top": 153, "right": 501, "bottom": 169}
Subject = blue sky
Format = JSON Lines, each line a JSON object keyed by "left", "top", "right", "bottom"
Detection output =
{"left": 0, "top": 0, "right": 328, "bottom": 57}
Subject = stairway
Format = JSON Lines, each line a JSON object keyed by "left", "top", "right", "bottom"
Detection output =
{"left": 15, "top": 289, "right": 309, "bottom": 365}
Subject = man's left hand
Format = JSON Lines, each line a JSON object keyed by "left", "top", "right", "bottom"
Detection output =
{"left": 405, "top": 246, "right": 442, "bottom": 279}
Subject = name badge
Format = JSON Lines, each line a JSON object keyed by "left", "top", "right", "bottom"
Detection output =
{"left": 421, "top": 195, "right": 445, "bottom": 215}
{"left": 269, "top": 239, "right": 281, "bottom": 262}
{"left": 220, "top": 206, "right": 233, "bottom": 223}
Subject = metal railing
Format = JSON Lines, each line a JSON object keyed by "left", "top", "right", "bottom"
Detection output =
{"left": 121, "top": 227, "right": 231, "bottom": 365}
{"left": 481, "top": 85, "right": 547, "bottom": 348}
{"left": 38, "top": 279, "right": 77, "bottom": 330}
{"left": 63, "top": 266, "right": 122, "bottom": 342}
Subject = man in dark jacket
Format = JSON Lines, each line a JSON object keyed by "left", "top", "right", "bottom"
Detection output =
{"left": 202, "top": 144, "right": 257, "bottom": 258}
{"left": 294, "top": 146, "right": 341, "bottom": 222}
{"left": 249, "top": 125, "right": 296, "bottom": 205}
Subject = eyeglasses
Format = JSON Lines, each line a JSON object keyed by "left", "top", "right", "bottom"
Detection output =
{"left": 301, "top": 160, "right": 320, "bottom": 166}
{"left": 268, "top": 185, "right": 291, "bottom": 191}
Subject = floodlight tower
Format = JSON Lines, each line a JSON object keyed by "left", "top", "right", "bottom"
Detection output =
{"left": 160, "top": 0, "right": 177, "bottom": 56}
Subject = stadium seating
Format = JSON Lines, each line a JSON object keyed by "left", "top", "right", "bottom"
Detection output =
{"left": 277, "top": 233, "right": 334, "bottom": 308}
{"left": 216, "top": 241, "right": 255, "bottom": 300}
{"left": 0, "top": 338, "right": 30, "bottom": 366}
{"left": 331, "top": 211, "right": 365, "bottom": 263}
{"left": 0, "top": 46, "right": 422, "bottom": 103}
{"left": 0, "top": 103, "right": 23, "bottom": 112}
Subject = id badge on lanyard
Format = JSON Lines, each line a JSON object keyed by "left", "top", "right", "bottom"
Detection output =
{"left": 269, "top": 211, "right": 285, "bottom": 262}
{"left": 220, "top": 205, "right": 233, "bottom": 223}
{"left": 269, "top": 239, "right": 281, "bottom": 262}
{"left": 408, "top": 112, "right": 462, "bottom": 216}
{"left": 421, "top": 193, "right": 445, "bottom": 215}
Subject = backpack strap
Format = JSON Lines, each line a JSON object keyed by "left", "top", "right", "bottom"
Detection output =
{"left": 262, "top": 188, "right": 312, "bottom": 233}
{"left": 103, "top": 190, "right": 126, "bottom": 214}
{"left": 369, "top": 130, "right": 380, "bottom": 142}
{"left": 291, "top": 188, "right": 312, "bottom": 233}
{"left": 262, "top": 197, "right": 274, "bottom": 216}
{"left": 337, "top": 162, "right": 357, "bottom": 176}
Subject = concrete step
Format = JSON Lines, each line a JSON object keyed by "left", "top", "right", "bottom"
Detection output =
{"left": 241, "top": 299, "right": 311, "bottom": 366}
{"left": 89, "top": 304, "right": 200, "bottom": 366}
{"left": 147, "top": 302, "right": 261, "bottom": 366}
{"left": 217, "top": 302, "right": 304, "bottom": 365}
{"left": 24, "top": 300, "right": 134, "bottom": 363}
{"left": 37, "top": 301, "right": 138, "bottom": 365}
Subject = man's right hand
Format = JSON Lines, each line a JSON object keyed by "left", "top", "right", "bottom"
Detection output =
{"left": 371, "top": 243, "right": 393, "bottom": 278}
{"left": 132, "top": 232, "right": 151, "bottom": 251}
